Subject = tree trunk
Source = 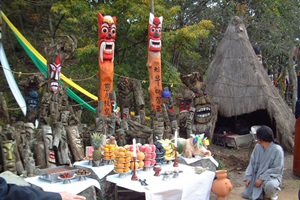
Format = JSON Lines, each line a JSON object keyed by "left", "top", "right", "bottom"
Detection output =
{"left": 288, "top": 46, "right": 297, "bottom": 112}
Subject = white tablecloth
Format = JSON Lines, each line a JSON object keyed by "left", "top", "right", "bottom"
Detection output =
{"left": 74, "top": 160, "right": 114, "bottom": 179}
{"left": 25, "top": 176, "right": 100, "bottom": 194}
{"left": 106, "top": 163, "right": 215, "bottom": 200}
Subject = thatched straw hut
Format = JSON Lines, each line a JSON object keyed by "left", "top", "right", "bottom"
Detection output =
{"left": 204, "top": 16, "right": 294, "bottom": 152}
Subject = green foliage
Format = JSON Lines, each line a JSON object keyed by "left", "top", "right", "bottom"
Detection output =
{"left": 216, "top": 160, "right": 226, "bottom": 170}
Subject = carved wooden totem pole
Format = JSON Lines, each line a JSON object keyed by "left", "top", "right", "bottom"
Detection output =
{"left": 41, "top": 125, "right": 56, "bottom": 167}
{"left": 162, "top": 87, "right": 178, "bottom": 139}
{"left": 178, "top": 72, "right": 214, "bottom": 139}
{"left": 132, "top": 80, "right": 146, "bottom": 124}
{"left": 117, "top": 77, "right": 133, "bottom": 123}
{"left": 19, "top": 74, "right": 46, "bottom": 124}
{"left": 1, "top": 140, "right": 16, "bottom": 173}
{"left": 146, "top": 13, "right": 164, "bottom": 140}
{"left": 0, "top": 125, "right": 16, "bottom": 174}
{"left": 97, "top": 12, "right": 117, "bottom": 116}
{"left": 10, "top": 122, "right": 25, "bottom": 174}
{"left": 66, "top": 125, "right": 84, "bottom": 161}
{"left": 0, "top": 92, "right": 9, "bottom": 123}
{"left": 21, "top": 123, "right": 37, "bottom": 176}
{"left": 38, "top": 54, "right": 61, "bottom": 125}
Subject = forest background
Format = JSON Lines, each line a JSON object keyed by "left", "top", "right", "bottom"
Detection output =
{"left": 1, "top": 0, "right": 300, "bottom": 126}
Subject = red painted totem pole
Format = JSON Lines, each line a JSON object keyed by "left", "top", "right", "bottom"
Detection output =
{"left": 98, "top": 12, "right": 117, "bottom": 116}
{"left": 146, "top": 13, "right": 163, "bottom": 113}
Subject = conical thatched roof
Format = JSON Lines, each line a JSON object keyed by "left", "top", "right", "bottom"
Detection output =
{"left": 204, "top": 16, "right": 294, "bottom": 152}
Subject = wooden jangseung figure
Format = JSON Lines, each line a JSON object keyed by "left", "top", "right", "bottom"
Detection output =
{"left": 39, "top": 54, "right": 62, "bottom": 125}
{"left": 19, "top": 74, "right": 46, "bottom": 124}
{"left": 179, "top": 72, "right": 213, "bottom": 139}
{"left": 66, "top": 125, "right": 84, "bottom": 161}
{"left": 146, "top": 13, "right": 165, "bottom": 141}
{"left": 146, "top": 13, "right": 163, "bottom": 113}
{"left": 1, "top": 140, "right": 16, "bottom": 173}
{"left": 98, "top": 12, "right": 117, "bottom": 116}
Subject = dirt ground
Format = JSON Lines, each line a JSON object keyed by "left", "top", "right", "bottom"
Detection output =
{"left": 210, "top": 144, "right": 300, "bottom": 199}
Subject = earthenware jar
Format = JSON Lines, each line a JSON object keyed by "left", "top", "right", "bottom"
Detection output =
{"left": 211, "top": 170, "right": 233, "bottom": 200}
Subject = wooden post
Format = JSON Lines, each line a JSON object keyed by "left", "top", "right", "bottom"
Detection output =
{"left": 293, "top": 116, "right": 300, "bottom": 177}
{"left": 150, "top": 0, "right": 154, "bottom": 14}
{"left": 293, "top": 73, "right": 300, "bottom": 177}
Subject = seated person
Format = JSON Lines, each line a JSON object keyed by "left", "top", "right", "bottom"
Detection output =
{"left": 0, "top": 177, "right": 86, "bottom": 200}
{"left": 242, "top": 125, "right": 284, "bottom": 200}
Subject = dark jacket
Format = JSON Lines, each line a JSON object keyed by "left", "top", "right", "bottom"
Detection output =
{"left": 0, "top": 177, "right": 61, "bottom": 200}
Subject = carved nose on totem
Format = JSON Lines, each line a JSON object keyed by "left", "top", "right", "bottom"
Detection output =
{"left": 6, "top": 151, "right": 13, "bottom": 160}
{"left": 154, "top": 32, "right": 160, "bottom": 38}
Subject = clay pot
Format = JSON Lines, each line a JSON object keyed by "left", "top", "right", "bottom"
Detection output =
{"left": 211, "top": 170, "right": 233, "bottom": 200}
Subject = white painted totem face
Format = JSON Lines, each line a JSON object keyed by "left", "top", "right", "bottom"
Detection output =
{"left": 148, "top": 13, "right": 163, "bottom": 52}
{"left": 49, "top": 57, "right": 61, "bottom": 93}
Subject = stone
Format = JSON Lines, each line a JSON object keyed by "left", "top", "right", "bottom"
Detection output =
{"left": 78, "top": 186, "right": 97, "bottom": 200}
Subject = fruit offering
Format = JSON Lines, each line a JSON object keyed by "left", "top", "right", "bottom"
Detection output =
{"left": 139, "top": 144, "right": 157, "bottom": 167}
{"left": 159, "top": 139, "right": 176, "bottom": 161}
{"left": 91, "top": 133, "right": 103, "bottom": 162}
{"left": 124, "top": 144, "right": 145, "bottom": 170}
{"left": 113, "top": 147, "right": 132, "bottom": 173}
{"left": 102, "top": 144, "right": 117, "bottom": 160}
{"left": 59, "top": 172, "right": 74, "bottom": 179}
{"left": 76, "top": 169, "right": 91, "bottom": 175}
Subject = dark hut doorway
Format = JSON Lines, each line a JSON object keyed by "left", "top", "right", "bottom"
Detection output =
{"left": 213, "top": 109, "right": 277, "bottom": 147}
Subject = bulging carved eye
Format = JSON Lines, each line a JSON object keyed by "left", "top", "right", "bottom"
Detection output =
{"left": 102, "top": 27, "right": 108, "bottom": 33}
{"left": 151, "top": 28, "right": 155, "bottom": 32}
{"left": 111, "top": 28, "right": 116, "bottom": 34}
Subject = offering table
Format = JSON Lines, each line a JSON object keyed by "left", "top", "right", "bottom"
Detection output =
{"left": 24, "top": 176, "right": 100, "bottom": 194}
{"left": 106, "top": 163, "right": 215, "bottom": 200}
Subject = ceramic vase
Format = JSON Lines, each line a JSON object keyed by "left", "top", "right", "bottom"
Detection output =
{"left": 211, "top": 170, "right": 233, "bottom": 200}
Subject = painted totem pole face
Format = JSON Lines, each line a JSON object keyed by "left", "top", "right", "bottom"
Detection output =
{"left": 2, "top": 140, "right": 16, "bottom": 172}
{"left": 194, "top": 85, "right": 212, "bottom": 124}
{"left": 98, "top": 13, "right": 117, "bottom": 62}
{"left": 49, "top": 54, "right": 61, "bottom": 93}
{"left": 148, "top": 13, "right": 163, "bottom": 52}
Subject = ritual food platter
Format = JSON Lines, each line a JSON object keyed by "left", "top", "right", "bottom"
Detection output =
{"left": 75, "top": 169, "right": 91, "bottom": 181}
{"left": 57, "top": 173, "right": 76, "bottom": 184}
{"left": 38, "top": 166, "right": 78, "bottom": 183}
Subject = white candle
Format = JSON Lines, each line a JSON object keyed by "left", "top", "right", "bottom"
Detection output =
{"left": 133, "top": 138, "right": 137, "bottom": 157}
{"left": 174, "top": 130, "right": 178, "bottom": 147}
